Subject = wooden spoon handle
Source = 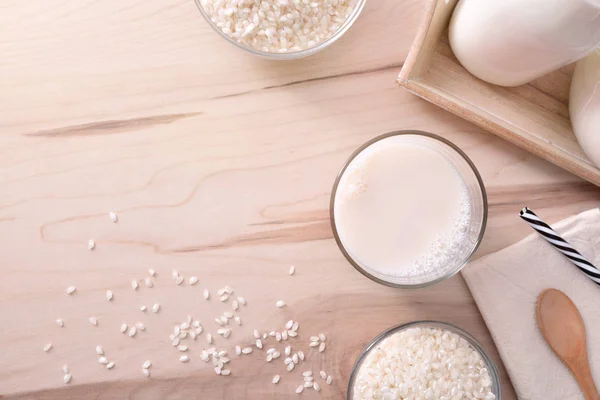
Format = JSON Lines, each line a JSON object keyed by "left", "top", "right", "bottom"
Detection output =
{"left": 571, "top": 354, "right": 600, "bottom": 400}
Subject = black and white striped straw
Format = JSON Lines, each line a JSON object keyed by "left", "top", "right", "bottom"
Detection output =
{"left": 519, "top": 207, "right": 600, "bottom": 286}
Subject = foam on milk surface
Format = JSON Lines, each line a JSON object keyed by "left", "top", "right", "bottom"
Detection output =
{"left": 334, "top": 136, "right": 472, "bottom": 281}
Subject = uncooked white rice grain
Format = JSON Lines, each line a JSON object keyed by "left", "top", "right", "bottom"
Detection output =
{"left": 140, "top": 305, "right": 147, "bottom": 312}
{"left": 62, "top": 365, "right": 69, "bottom": 374}
{"left": 148, "top": 268, "right": 156, "bottom": 277}
{"left": 242, "top": 347, "right": 252, "bottom": 355}
{"left": 96, "top": 345, "right": 104, "bottom": 355}
{"left": 220, "top": 316, "right": 228, "bottom": 324}
{"left": 89, "top": 317, "right": 98, "bottom": 326}
{"left": 234, "top": 316, "right": 242, "bottom": 326}
{"left": 298, "top": 351, "right": 305, "bottom": 361}
{"left": 319, "top": 333, "right": 327, "bottom": 341}
{"left": 221, "top": 369, "right": 231, "bottom": 376}
{"left": 313, "top": 382, "right": 321, "bottom": 392}
{"left": 309, "top": 341, "right": 319, "bottom": 347}
{"left": 201, "top": 350, "right": 210, "bottom": 361}
{"left": 320, "top": 371, "right": 327, "bottom": 379}
{"left": 142, "top": 360, "right": 152, "bottom": 369}
{"left": 326, "top": 375, "right": 332, "bottom": 384}
{"left": 237, "top": 296, "right": 246, "bottom": 306}
{"left": 285, "top": 346, "right": 291, "bottom": 356}
{"left": 88, "top": 239, "right": 95, "bottom": 250}
{"left": 288, "top": 330, "right": 298, "bottom": 337}
{"left": 188, "top": 276, "right": 198, "bottom": 285}
{"left": 292, "top": 354, "right": 299, "bottom": 364}
{"left": 172, "top": 338, "right": 180, "bottom": 347}
{"left": 56, "top": 319, "right": 64, "bottom": 327}
{"left": 275, "top": 300, "right": 286, "bottom": 308}
{"left": 224, "top": 285, "right": 233, "bottom": 293}
{"left": 106, "top": 290, "right": 113, "bottom": 301}
{"left": 319, "top": 342, "right": 326, "bottom": 352}
{"left": 232, "top": 300, "right": 239, "bottom": 310}
{"left": 287, "top": 362, "right": 295, "bottom": 372}
{"left": 44, "top": 343, "right": 53, "bottom": 352}
{"left": 285, "top": 320, "right": 294, "bottom": 330}
{"left": 63, "top": 373, "right": 72, "bottom": 384}
{"left": 132, "top": 280, "right": 138, "bottom": 290}
{"left": 219, "top": 294, "right": 229, "bottom": 302}
{"left": 66, "top": 286, "right": 76, "bottom": 295}
{"left": 266, "top": 354, "right": 273, "bottom": 362}
{"left": 98, "top": 357, "right": 108, "bottom": 365}
{"left": 256, "top": 339, "right": 263, "bottom": 349}
{"left": 289, "top": 265, "right": 295, "bottom": 275}
{"left": 310, "top": 336, "right": 319, "bottom": 342}
{"left": 179, "top": 355, "right": 189, "bottom": 363}
{"left": 275, "top": 332, "right": 282, "bottom": 342}
{"left": 206, "top": 333, "right": 213, "bottom": 344}
{"left": 284, "top": 357, "right": 292, "bottom": 365}
{"left": 223, "top": 329, "right": 231, "bottom": 338}
{"left": 296, "top": 385, "right": 304, "bottom": 393}
{"left": 107, "top": 361, "right": 115, "bottom": 369}
{"left": 282, "top": 331, "right": 288, "bottom": 340}
{"left": 303, "top": 371, "right": 312, "bottom": 377}
{"left": 224, "top": 312, "right": 233, "bottom": 319}
{"left": 109, "top": 212, "right": 118, "bottom": 223}
{"left": 272, "top": 375, "right": 280, "bottom": 384}
{"left": 189, "top": 331, "right": 197, "bottom": 340}
{"left": 175, "top": 276, "right": 184, "bottom": 285}
{"left": 129, "top": 327, "right": 137, "bottom": 337}
{"left": 292, "top": 322, "right": 299, "bottom": 332}
{"left": 235, "top": 345, "right": 241, "bottom": 355}
{"left": 172, "top": 270, "right": 179, "bottom": 278}
{"left": 217, "top": 288, "right": 226, "bottom": 296}
{"left": 120, "top": 323, "right": 128, "bottom": 333}
{"left": 272, "top": 351, "right": 281, "bottom": 359}
{"left": 269, "top": 331, "right": 276, "bottom": 337}
{"left": 304, "top": 376, "right": 313, "bottom": 382}
{"left": 136, "top": 322, "right": 146, "bottom": 331}
{"left": 253, "top": 329, "right": 260, "bottom": 339}
{"left": 214, "top": 366, "right": 222, "bottom": 375}
{"left": 152, "top": 303, "right": 160, "bottom": 313}
{"left": 145, "top": 278, "right": 154, "bottom": 288}
{"left": 142, "top": 368, "right": 150, "bottom": 378}
{"left": 180, "top": 322, "right": 190, "bottom": 330}
{"left": 304, "top": 381, "right": 313, "bottom": 388}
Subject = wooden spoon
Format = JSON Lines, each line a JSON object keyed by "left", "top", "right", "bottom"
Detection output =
{"left": 537, "top": 288, "right": 600, "bottom": 400}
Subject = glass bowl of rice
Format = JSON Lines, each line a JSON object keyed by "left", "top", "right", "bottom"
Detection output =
{"left": 348, "top": 321, "right": 502, "bottom": 400}
{"left": 195, "top": 0, "right": 366, "bottom": 59}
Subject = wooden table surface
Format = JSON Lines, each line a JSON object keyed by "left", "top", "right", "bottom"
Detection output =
{"left": 1, "top": 0, "right": 600, "bottom": 398}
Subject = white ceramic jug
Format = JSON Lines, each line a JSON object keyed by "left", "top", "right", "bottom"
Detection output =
{"left": 570, "top": 50, "right": 600, "bottom": 168}
{"left": 449, "top": 0, "right": 600, "bottom": 87}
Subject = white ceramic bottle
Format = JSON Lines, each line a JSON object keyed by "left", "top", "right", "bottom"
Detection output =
{"left": 570, "top": 50, "right": 600, "bottom": 168}
{"left": 449, "top": 0, "right": 600, "bottom": 87}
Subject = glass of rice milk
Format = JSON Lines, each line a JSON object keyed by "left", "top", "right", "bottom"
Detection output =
{"left": 330, "top": 131, "right": 487, "bottom": 288}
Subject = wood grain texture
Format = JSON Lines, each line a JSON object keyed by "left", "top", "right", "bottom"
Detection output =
{"left": 397, "top": 0, "right": 600, "bottom": 187}
{"left": 1, "top": 0, "right": 600, "bottom": 399}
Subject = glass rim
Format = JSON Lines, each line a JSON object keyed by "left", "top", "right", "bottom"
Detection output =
{"left": 194, "top": 0, "right": 367, "bottom": 60}
{"left": 347, "top": 320, "right": 503, "bottom": 399}
{"left": 329, "top": 130, "right": 488, "bottom": 289}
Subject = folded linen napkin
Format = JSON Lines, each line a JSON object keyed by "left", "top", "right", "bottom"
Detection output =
{"left": 463, "top": 208, "right": 600, "bottom": 400}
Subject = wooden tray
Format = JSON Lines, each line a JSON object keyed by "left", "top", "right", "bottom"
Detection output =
{"left": 397, "top": 0, "right": 600, "bottom": 186}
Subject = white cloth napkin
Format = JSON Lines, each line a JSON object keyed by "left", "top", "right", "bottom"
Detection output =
{"left": 462, "top": 208, "right": 600, "bottom": 400}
